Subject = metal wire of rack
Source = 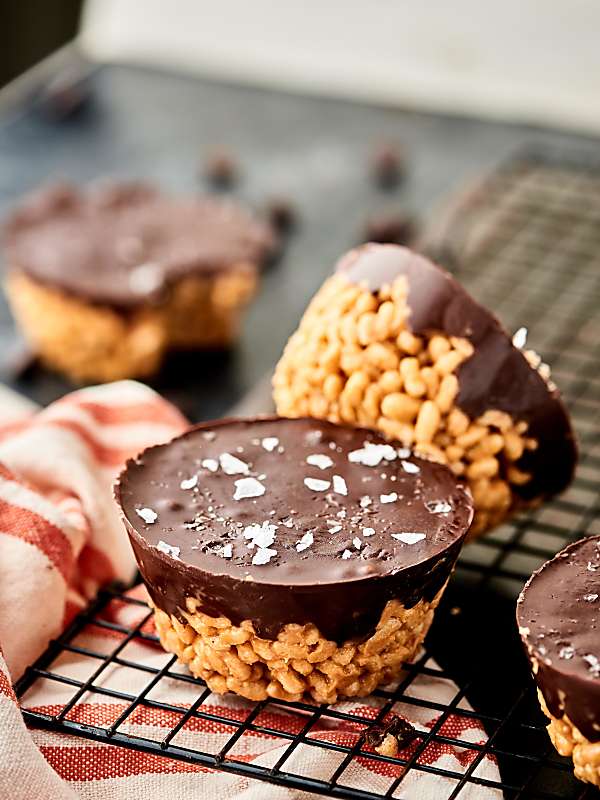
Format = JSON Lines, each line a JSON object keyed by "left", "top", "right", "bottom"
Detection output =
{"left": 14, "top": 150, "right": 600, "bottom": 799}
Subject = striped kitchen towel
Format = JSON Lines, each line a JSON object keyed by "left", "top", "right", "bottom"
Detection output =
{"left": 0, "top": 381, "right": 500, "bottom": 799}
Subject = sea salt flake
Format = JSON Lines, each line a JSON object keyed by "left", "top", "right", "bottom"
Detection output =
{"left": 401, "top": 460, "right": 420, "bottom": 474}
{"left": 348, "top": 442, "right": 398, "bottom": 467}
{"left": 261, "top": 437, "right": 279, "bottom": 452}
{"left": 328, "top": 524, "right": 343, "bottom": 534}
{"left": 218, "top": 543, "right": 233, "bottom": 559}
{"left": 584, "top": 593, "right": 599, "bottom": 602}
{"left": 353, "top": 537, "right": 362, "bottom": 550}
{"left": 332, "top": 475, "right": 348, "bottom": 495}
{"left": 391, "top": 532, "right": 426, "bottom": 545}
{"left": 587, "top": 561, "right": 599, "bottom": 572}
{"left": 156, "top": 540, "right": 180, "bottom": 559}
{"left": 341, "top": 549, "right": 353, "bottom": 559}
{"left": 583, "top": 654, "right": 600, "bottom": 677}
{"left": 380, "top": 492, "right": 398, "bottom": 504}
{"left": 337, "top": 509, "right": 347, "bottom": 519}
{"left": 512, "top": 326, "right": 528, "bottom": 349}
{"left": 136, "top": 507, "right": 158, "bottom": 524}
{"left": 220, "top": 452, "right": 250, "bottom": 475}
{"left": 180, "top": 475, "right": 198, "bottom": 490}
{"left": 559, "top": 646, "right": 575, "bottom": 660}
{"left": 252, "top": 547, "right": 277, "bottom": 566}
{"left": 296, "top": 531, "right": 314, "bottom": 552}
{"left": 360, "top": 495, "right": 372, "bottom": 508}
{"left": 243, "top": 521, "right": 278, "bottom": 549}
{"left": 363, "top": 527, "right": 375, "bottom": 537}
{"left": 282, "top": 517, "right": 294, "bottom": 528}
{"left": 304, "top": 477, "right": 331, "bottom": 492}
{"left": 426, "top": 500, "right": 452, "bottom": 514}
{"left": 234, "top": 477, "right": 265, "bottom": 500}
{"left": 396, "top": 447, "right": 411, "bottom": 458}
{"left": 201, "top": 458, "right": 218, "bottom": 473}
{"left": 307, "top": 453, "right": 334, "bottom": 470}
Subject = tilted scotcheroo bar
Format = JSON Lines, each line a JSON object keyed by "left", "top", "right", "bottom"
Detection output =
{"left": 3, "top": 181, "right": 275, "bottom": 383}
{"left": 273, "top": 244, "right": 576, "bottom": 537}
{"left": 518, "top": 536, "right": 600, "bottom": 787}
{"left": 115, "top": 416, "right": 473, "bottom": 703}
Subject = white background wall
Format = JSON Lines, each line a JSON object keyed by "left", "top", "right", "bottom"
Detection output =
{"left": 81, "top": 0, "right": 600, "bottom": 133}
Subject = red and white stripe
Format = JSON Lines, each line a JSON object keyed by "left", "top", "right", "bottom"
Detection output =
{"left": 0, "top": 381, "right": 500, "bottom": 799}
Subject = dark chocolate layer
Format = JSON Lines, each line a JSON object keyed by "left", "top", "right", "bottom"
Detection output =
{"left": 337, "top": 244, "right": 577, "bottom": 501}
{"left": 4, "top": 182, "right": 275, "bottom": 308}
{"left": 116, "top": 417, "right": 473, "bottom": 642}
{"left": 517, "top": 536, "right": 600, "bottom": 742}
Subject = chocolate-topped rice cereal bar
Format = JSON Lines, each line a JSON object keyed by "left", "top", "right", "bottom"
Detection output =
{"left": 116, "top": 416, "right": 473, "bottom": 703}
{"left": 273, "top": 244, "right": 576, "bottom": 537}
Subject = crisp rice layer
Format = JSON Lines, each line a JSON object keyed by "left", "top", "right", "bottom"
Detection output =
{"left": 539, "top": 691, "right": 600, "bottom": 787}
{"left": 153, "top": 587, "right": 445, "bottom": 704}
{"left": 6, "top": 268, "right": 256, "bottom": 383}
{"left": 273, "top": 273, "right": 538, "bottom": 536}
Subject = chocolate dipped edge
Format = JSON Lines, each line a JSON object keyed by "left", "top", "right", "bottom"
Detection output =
{"left": 337, "top": 244, "right": 577, "bottom": 502}
{"left": 517, "top": 537, "right": 600, "bottom": 743}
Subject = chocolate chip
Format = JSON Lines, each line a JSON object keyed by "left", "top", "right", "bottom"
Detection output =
{"left": 364, "top": 715, "right": 418, "bottom": 750}
{"left": 265, "top": 197, "right": 297, "bottom": 234}
{"left": 370, "top": 143, "right": 405, "bottom": 189}
{"left": 362, "top": 211, "right": 416, "bottom": 246}
{"left": 204, "top": 149, "right": 239, "bottom": 188}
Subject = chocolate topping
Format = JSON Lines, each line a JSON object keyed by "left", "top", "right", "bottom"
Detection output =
{"left": 116, "top": 417, "right": 473, "bottom": 642}
{"left": 3, "top": 182, "right": 275, "bottom": 308}
{"left": 337, "top": 244, "right": 577, "bottom": 501}
{"left": 517, "top": 536, "right": 600, "bottom": 741}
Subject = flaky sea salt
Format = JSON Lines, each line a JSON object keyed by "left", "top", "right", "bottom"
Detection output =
{"left": 426, "top": 500, "right": 452, "bottom": 514}
{"left": 296, "top": 531, "right": 314, "bottom": 552}
{"left": 306, "top": 453, "right": 334, "bottom": 470}
{"left": 391, "top": 532, "right": 426, "bottom": 544}
{"left": 401, "top": 460, "right": 420, "bottom": 475}
{"left": 234, "top": 477, "right": 266, "bottom": 500}
{"left": 201, "top": 458, "right": 219, "bottom": 472}
{"left": 512, "top": 327, "right": 528, "bottom": 349}
{"left": 584, "top": 593, "right": 599, "bottom": 602}
{"left": 348, "top": 442, "right": 398, "bottom": 467}
{"left": 332, "top": 475, "right": 348, "bottom": 495}
{"left": 360, "top": 495, "right": 372, "bottom": 508}
{"left": 353, "top": 537, "right": 362, "bottom": 550}
{"left": 304, "top": 477, "right": 331, "bottom": 492}
{"left": 341, "top": 549, "right": 353, "bottom": 559}
{"left": 243, "top": 521, "right": 278, "bottom": 549}
{"left": 261, "top": 437, "right": 279, "bottom": 452}
{"left": 136, "top": 507, "right": 157, "bottom": 524}
{"left": 180, "top": 475, "right": 198, "bottom": 490}
{"left": 583, "top": 654, "right": 600, "bottom": 677}
{"left": 559, "top": 646, "right": 575, "bottom": 660}
{"left": 156, "top": 540, "right": 180, "bottom": 559}
{"left": 220, "top": 453, "right": 250, "bottom": 475}
{"left": 380, "top": 492, "right": 398, "bottom": 504}
{"left": 252, "top": 547, "right": 277, "bottom": 565}
{"left": 362, "top": 527, "right": 375, "bottom": 537}
{"left": 218, "top": 543, "right": 233, "bottom": 559}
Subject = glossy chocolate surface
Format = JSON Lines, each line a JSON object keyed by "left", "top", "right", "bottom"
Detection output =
{"left": 116, "top": 417, "right": 473, "bottom": 641}
{"left": 337, "top": 244, "right": 577, "bottom": 501}
{"left": 4, "top": 182, "right": 275, "bottom": 308}
{"left": 518, "top": 536, "right": 600, "bottom": 741}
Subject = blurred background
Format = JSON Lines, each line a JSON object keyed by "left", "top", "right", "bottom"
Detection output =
{"left": 1, "top": 0, "right": 599, "bottom": 132}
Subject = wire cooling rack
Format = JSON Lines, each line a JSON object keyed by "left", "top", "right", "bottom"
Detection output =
{"left": 14, "top": 150, "right": 600, "bottom": 799}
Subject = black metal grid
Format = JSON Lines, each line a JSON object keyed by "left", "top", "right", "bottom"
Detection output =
{"left": 14, "top": 150, "right": 600, "bottom": 799}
